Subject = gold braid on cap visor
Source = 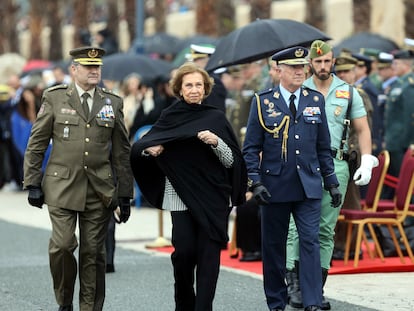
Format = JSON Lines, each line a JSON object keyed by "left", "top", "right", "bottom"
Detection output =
{"left": 74, "top": 58, "right": 103, "bottom": 65}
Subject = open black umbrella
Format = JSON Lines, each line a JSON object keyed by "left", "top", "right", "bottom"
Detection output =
{"left": 143, "top": 32, "right": 182, "bottom": 55}
{"left": 333, "top": 32, "right": 399, "bottom": 55}
{"left": 205, "top": 18, "right": 330, "bottom": 72}
{"left": 101, "top": 53, "right": 173, "bottom": 82}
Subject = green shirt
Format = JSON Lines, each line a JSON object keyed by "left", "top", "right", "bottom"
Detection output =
{"left": 303, "top": 74, "right": 366, "bottom": 151}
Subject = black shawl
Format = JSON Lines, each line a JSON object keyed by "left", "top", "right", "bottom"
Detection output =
{"left": 130, "top": 100, "right": 247, "bottom": 243}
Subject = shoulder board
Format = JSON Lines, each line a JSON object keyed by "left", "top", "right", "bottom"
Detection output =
{"left": 257, "top": 88, "right": 273, "bottom": 96}
{"left": 101, "top": 88, "right": 121, "bottom": 98}
{"left": 302, "top": 85, "right": 322, "bottom": 96}
{"left": 45, "top": 84, "right": 68, "bottom": 92}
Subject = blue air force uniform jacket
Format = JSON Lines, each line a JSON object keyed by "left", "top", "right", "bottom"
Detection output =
{"left": 243, "top": 86, "right": 338, "bottom": 202}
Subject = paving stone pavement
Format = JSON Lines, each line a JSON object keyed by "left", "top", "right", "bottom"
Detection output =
{"left": 1, "top": 191, "right": 413, "bottom": 310}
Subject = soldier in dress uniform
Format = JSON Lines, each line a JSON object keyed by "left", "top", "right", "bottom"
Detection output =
{"left": 285, "top": 40, "right": 377, "bottom": 310}
{"left": 384, "top": 49, "right": 414, "bottom": 183}
{"left": 352, "top": 52, "right": 382, "bottom": 155}
{"left": 23, "top": 46, "right": 134, "bottom": 311}
{"left": 243, "top": 46, "right": 341, "bottom": 311}
{"left": 332, "top": 50, "right": 374, "bottom": 259}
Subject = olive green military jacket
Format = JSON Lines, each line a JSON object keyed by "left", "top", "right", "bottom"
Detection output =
{"left": 24, "top": 83, "right": 133, "bottom": 211}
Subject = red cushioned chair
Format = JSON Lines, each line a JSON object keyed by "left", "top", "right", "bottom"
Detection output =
{"left": 376, "top": 146, "right": 414, "bottom": 216}
{"left": 338, "top": 150, "right": 390, "bottom": 262}
{"left": 341, "top": 150, "right": 414, "bottom": 268}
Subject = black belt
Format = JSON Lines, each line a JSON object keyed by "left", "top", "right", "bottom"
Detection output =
{"left": 331, "top": 149, "right": 349, "bottom": 161}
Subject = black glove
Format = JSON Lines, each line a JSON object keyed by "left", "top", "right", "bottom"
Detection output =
{"left": 27, "top": 185, "right": 44, "bottom": 208}
{"left": 118, "top": 197, "right": 131, "bottom": 223}
{"left": 249, "top": 182, "right": 271, "bottom": 205}
{"left": 327, "top": 186, "right": 342, "bottom": 208}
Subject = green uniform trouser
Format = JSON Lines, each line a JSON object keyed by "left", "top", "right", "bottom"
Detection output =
{"left": 286, "top": 158, "right": 350, "bottom": 270}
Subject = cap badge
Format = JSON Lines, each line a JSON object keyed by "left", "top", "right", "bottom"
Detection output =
{"left": 88, "top": 49, "right": 99, "bottom": 58}
{"left": 295, "top": 49, "right": 305, "bottom": 57}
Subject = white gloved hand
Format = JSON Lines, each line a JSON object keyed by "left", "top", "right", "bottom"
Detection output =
{"left": 353, "top": 154, "right": 379, "bottom": 186}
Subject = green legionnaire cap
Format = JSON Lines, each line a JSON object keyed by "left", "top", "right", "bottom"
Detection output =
{"left": 377, "top": 52, "right": 394, "bottom": 69}
{"left": 69, "top": 46, "right": 106, "bottom": 66}
{"left": 271, "top": 46, "right": 309, "bottom": 65}
{"left": 309, "top": 40, "right": 332, "bottom": 59}
{"left": 335, "top": 49, "right": 357, "bottom": 71}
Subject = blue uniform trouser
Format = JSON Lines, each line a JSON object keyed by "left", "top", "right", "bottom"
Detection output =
{"left": 261, "top": 199, "right": 322, "bottom": 310}
{"left": 286, "top": 159, "right": 349, "bottom": 270}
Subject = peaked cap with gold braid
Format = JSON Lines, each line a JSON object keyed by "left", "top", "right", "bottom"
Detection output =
{"left": 69, "top": 46, "right": 106, "bottom": 66}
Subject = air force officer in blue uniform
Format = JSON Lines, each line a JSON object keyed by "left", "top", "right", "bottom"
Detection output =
{"left": 242, "top": 47, "right": 342, "bottom": 311}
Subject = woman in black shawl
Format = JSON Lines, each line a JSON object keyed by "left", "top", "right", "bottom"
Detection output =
{"left": 130, "top": 62, "right": 246, "bottom": 311}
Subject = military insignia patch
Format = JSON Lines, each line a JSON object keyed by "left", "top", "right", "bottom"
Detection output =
{"left": 334, "top": 106, "right": 342, "bottom": 116}
{"left": 273, "top": 91, "right": 280, "bottom": 99}
{"left": 335, "top": 90, "right": 350, "bottom": 99}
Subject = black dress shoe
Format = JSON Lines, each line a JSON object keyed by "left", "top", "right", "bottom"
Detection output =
{"left": 304, "top": 306, "right": 321, "bottom": 311}
{"left": 58, "top": 304, "right": 73, "bottom": 311}
{"left": 106, "top": 263, "right": 115, "bottom": 273}
{"left": 239, "top": 251, "right": 262, "bottom": 262}
{"left": 331, "top": 248, "right": 363, "bottom": 260}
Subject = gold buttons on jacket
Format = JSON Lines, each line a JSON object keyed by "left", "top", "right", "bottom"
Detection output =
{"left": 84, "top": 152, "right": 89, "bottom": 156}
{"left": 85, "top": 138, "right": 90, "bottom": 142}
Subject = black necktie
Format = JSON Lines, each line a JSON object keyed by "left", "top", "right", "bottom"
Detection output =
{"left": 289, "top": 94, "right": 296, "bottom": 118}
{"left": 82, "top": 93, "right": 90, "bottom": 118}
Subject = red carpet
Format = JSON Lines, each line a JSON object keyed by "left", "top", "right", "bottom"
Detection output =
{"left": 153, "top": 244, "right": 414, "bottom": 275}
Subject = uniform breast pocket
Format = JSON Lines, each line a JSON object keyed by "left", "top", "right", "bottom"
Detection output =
{"left": 303, "top": 116, "right": 322, "bottom": 124}
{"left": 45, "top": 163, "right": 70, "bottom": 179}
{"left": 95, "top": 118, "right": 115, "bottom": 141}
{"left": 55, "top": 115, "right": 80, "bottom": 140}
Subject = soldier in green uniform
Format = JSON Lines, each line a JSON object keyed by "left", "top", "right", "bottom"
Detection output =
{"left": 285, "top": 41, "right": 377, "bottom": 310}
{"left": 332, "top": 50, "right": 374, "bottom": 259}
{"left": 385, "top": 49, "right": 414, "bottom": 182}
{"left": 23, "top": 46, "right": 133, "bottom": 311}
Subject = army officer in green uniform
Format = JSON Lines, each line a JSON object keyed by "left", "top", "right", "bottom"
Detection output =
{"left": 23, "top": 47, "right": 133, "bottom": 311}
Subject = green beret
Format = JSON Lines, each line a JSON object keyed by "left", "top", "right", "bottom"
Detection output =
{"left": 309, "top": 40, "right": 332, "bottom": 59}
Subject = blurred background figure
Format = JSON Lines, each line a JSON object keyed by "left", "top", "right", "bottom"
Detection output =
{"left": 94, "top": 27, "right": 119, "bottom": 56}
{"left": 0, "top": 84, "right": 21, "bottom": 191}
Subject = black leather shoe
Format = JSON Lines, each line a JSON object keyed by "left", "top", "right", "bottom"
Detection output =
{"left": 58, "top": 304, "right": 73, "bottom": 311}
{"left": 106, "top": 263, "right": 115, "bottom": 273}
{"left": 239, "top": 251, "right": 262, "bottom": 262}
{"left": 304, "top": 306, "right": 321, "bottom": 311}
{"left": 331, "top": 248, "right": 363, "bottom": 260}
